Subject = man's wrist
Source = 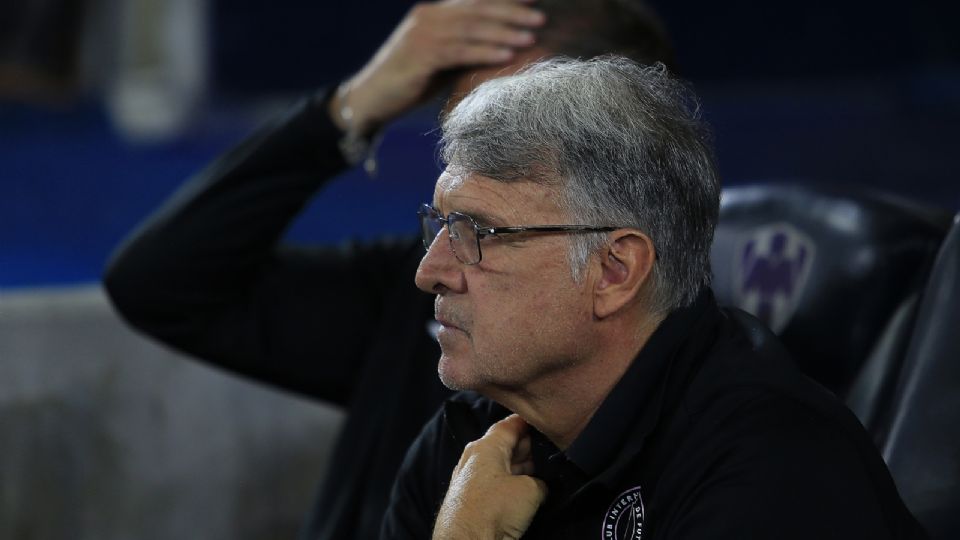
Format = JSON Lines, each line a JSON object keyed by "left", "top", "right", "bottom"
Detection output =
{"left": 329, "top": 80, "right": 382, "bottom": 175}
{"left": 329, "top": 79, "right": 379, "bottom": 137}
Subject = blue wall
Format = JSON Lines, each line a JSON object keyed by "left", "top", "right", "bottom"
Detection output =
{"left": 2, "top": 0, "right": 958, "bottom": 289}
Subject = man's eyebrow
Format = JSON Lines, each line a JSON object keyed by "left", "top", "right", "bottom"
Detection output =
{"left": 435, "top": 203, "right": 507, "bottom": 227}
{"left": 464, "top": 212, "right": 504, "bottom": 227}
{"left": 460, "top": 209, "right": 506, "bottom": 227}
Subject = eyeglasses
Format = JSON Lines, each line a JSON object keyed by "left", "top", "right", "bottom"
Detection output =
{"left": 418, "top": 203, "right": 621, "bottom": 265}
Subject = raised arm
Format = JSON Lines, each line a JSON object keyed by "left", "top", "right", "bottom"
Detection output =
{"left": 103, "top": 92, "right": 417, "bottom": 404}
{"left": 103, "top": 0, "right": 545, "bottom": 406}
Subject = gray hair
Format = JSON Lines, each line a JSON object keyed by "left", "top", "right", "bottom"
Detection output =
{"left": 439, "top": 56, "right": 720, "bottom": 314}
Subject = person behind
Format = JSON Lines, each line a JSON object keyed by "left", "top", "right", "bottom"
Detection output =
{"left": 102, "top": 1, "right": 673, "bottom": 539}
{"left": 383, "top": 56, "right": 926, "bottom": 539}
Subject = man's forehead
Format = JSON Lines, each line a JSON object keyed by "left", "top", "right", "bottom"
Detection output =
{"left": 435, "top": 170, "right": 468, "bottom": 194}
{"left": 433, "top": 170, "right": 564, "bottom": 224}
{"left": 433, "top": 172, "right": 506, "bottom": 225}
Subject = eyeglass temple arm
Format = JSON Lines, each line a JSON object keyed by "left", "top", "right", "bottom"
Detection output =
{"left": 477, "top": 225, "right": 620, "bottom": 236}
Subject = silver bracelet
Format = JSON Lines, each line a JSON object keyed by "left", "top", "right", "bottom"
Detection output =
{"left": 335, "top": 83, "right": 381, "bottom": 177}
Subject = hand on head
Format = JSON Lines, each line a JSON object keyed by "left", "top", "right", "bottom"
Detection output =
{"left": 432, "top": 414, "right": 549, "bottom": 540}
{"left": 330, "top": 0, "right": 545, "bottom": 136}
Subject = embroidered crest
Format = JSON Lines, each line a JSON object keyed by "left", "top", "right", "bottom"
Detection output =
{"left": 601, "top": 486, "right": 644, "bottom": 540}
{"left": 733, "top": 222, "right": 816, "bottom": 333}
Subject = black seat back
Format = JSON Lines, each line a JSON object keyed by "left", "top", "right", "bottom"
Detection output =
{"left": 710, "top": 183, "right": 950, "bottom": 431}
{"left": 881, "top": 215, "right": 960, "bottom": 539}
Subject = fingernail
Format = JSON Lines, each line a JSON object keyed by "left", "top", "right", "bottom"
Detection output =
{"left": 527, "top": 11, "right": 546, "bottom": 25}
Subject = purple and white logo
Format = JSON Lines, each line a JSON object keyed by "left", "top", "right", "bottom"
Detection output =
{"left": 601, "top": 486, "right": 644, "bottom": 540}
{"left": 733, "top": 222, "right": 816, "bottom": 333}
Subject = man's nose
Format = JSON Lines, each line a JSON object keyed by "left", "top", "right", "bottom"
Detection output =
{"left": 415, "top": 228, "right": 465, "bottom": 294}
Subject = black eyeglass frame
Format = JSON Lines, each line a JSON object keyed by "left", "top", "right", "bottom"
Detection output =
{"left": 418, "top": 203, "right": 622, "bottom": 265}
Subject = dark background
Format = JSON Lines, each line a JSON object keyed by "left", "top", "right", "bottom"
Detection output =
{"left": 2, "top": 0, "right": 958, "bottom": 288}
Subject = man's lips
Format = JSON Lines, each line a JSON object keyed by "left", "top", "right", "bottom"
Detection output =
{"left": 435, "top": 298, "right": 469, "bottom": 334}
{"left": 435, "top": 315, "right": 464, "bottom": 332}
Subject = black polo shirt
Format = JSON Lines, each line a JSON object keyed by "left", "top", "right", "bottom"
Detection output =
{"left": 381, "top": 290, "right": 926, "bottom": 539}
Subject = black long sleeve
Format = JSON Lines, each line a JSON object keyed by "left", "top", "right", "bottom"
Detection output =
{"left": 104, "top": 90, "right": 419, "bottom": 405}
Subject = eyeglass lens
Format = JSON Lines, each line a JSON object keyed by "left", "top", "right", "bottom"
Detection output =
{"left": 448, "top": 214, "right": 480, "bottom": 264}
{"left": 419, "top": 208, "right": 443, "bottom": 249}
{"left": 418, "top": 206, "right": 482, "bottom": 265}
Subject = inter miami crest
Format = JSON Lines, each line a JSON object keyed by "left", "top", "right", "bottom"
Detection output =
{"left": 602, "top": 486, "right": 644, "bottom": 540}
{"left": 732, "top": 222, "right": 816, "bottom": 333}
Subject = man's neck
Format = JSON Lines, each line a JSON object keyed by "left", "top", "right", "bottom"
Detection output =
{"left": 487, "top": 313, "right": 663, "bottom": 450}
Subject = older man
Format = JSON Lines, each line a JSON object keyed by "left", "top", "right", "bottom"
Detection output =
{"left": 383, "top": 57, "right": 925, "bottom": 539}
{"left": 104, "top": 3, "right": 674, "bottom": 539}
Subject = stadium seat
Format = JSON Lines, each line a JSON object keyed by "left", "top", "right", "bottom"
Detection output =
{"left": 710, "top": 183, "right": 951, "bottom": 433}
{"left": 880, "top": 214, "right": 960, "bottom": 539}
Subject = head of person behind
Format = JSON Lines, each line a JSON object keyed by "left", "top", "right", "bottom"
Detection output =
{"left": 415, "top": 55, "right": 720, "bottom": 448}
{"left": 447, "top": 0, "right": 676, "bottom": 108}
{"left": 336, "top": 0, "right": 675, "bottom": 137}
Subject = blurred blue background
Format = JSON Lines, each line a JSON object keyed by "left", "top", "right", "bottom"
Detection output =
{"left": 2, "top": 0, "right": 958, "bottom": 289}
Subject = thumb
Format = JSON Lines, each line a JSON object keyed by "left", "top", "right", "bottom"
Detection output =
{"left": 484, "top": 414, "right": 531, "bottom": 453}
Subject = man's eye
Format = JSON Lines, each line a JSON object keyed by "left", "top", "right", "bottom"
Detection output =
{"left": 483, "top": 232, "right": 519, "bottom": 246}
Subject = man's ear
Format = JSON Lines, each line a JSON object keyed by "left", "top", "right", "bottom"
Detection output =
{"left": 593, "top": 230, "right": 656, "bottom": 319}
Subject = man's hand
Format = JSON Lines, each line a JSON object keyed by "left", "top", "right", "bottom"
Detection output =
{"left": 330, "top": 0, "right": 545, "bottom": 135}
{"left": 433, "top": 414, "right": 548, "bottom": 540}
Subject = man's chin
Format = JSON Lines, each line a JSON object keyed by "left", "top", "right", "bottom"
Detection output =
{"left": 437, "top": 354, "right": 474, "bottom": 391}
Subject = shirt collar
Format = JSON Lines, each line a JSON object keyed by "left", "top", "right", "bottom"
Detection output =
{"left": 563, "top": 288, "right": 719, "bottom": 483}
